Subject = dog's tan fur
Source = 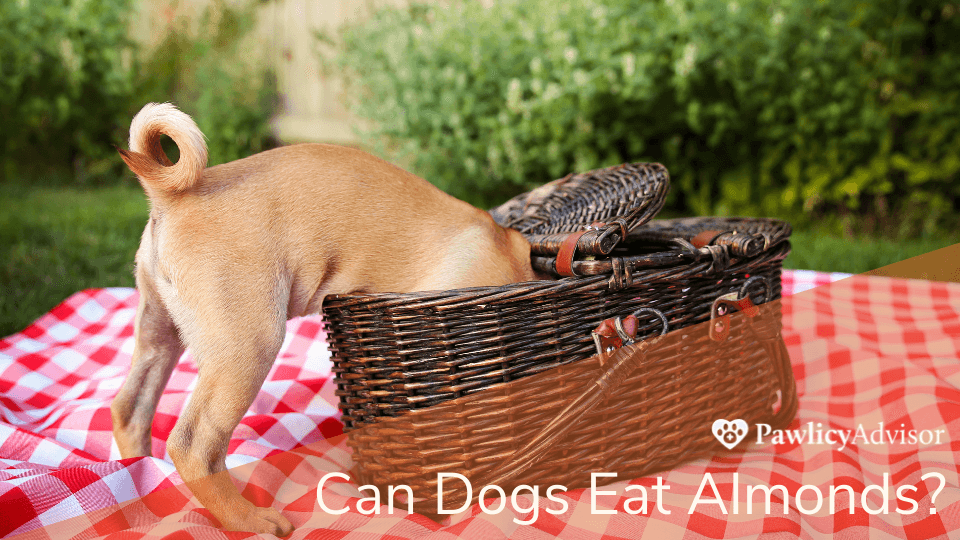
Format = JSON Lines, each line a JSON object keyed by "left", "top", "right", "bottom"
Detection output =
{"left": 110, "top": 103, "right": 541, "bottom": 535}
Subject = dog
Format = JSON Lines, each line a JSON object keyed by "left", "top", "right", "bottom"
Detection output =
{"left": 110, "top": 103, "right": 542, "bottom": 535}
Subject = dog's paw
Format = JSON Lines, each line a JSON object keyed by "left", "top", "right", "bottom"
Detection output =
{"left": 227, "top": 506, "right": 294, "bottom": 537}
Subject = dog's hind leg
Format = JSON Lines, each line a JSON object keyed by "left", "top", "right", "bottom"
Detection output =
{"left": 112, "top": 267, "right": 185, "bottom": 459}
{"left": 165, "top": 288, "right": 294, "bottom": 536}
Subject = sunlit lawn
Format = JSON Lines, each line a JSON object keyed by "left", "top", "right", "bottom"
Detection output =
{"left": 1, "top": 183, "right": 147, "bottom": 337}
{"left": 784, "top": 230, "right": 959, "bottom": 276}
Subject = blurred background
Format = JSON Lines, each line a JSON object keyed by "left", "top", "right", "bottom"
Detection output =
{"left": 1, "top": 0, "right": 958, "bottom": 336}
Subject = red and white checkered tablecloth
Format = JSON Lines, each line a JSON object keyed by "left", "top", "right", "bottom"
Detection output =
{"left": 2, "top": 269, "right": 959, "bottom": 539}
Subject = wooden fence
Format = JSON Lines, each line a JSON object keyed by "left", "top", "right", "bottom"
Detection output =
{"left": 134, "top": 0, "right": 420, "bottom": 145}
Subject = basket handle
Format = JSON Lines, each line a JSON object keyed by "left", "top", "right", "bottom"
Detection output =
{"left": 488, "top": 279, "right": 790, "bottom": 489}
{"left": 486, "top": 308, "right": 668, "bottom": 489}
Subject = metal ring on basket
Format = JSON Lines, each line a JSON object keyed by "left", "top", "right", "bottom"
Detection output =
{"left": 631, "top": 307, "right": 670, "bottom": 337}
{"left": 710, "top": 277, "right": 773, "bottom": 342}
{"left": 738, "top": 275, "right": 772, "bottom": 305}
{"left": 593, "top": 307, "right": 670, "bottom": 360}
{"left": 613, "top": 307, "right": 669, "bottom": 345}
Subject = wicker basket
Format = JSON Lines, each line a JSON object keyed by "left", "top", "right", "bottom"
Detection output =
{"left": 322, "top": 163, "right": 797, "bottom": 514}
{"left": 325, "top": 216, "right": 791, "bottom": 429}
{"left": 326, "top": 162, "right": 676, "bottom": 429}
{"left": 345, "top": 295, "right": 794, "bottom": 515}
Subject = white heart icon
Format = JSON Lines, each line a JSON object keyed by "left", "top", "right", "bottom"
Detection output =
{"left": 712, "top": 418, "right": 749, "bottom": 450}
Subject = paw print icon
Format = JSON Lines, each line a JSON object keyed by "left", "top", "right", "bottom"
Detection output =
{"left": 712, "top": 419, "right": 748, "bottom": 450}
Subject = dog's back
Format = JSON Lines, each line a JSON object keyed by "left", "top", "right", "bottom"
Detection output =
{"left": 121, "top": 114, "right": 538, "bottom": 315}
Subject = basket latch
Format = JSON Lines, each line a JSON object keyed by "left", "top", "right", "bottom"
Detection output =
{"left": 555, "top": 220, "right": 628, "bottom": 277}
{"left": 709, "top": 276, "right": 771, "bottom": 341}
{"left": 592, "top": 307, "right": 669, "bottom": 365}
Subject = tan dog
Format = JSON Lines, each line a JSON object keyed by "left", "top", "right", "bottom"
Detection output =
{"left": 110, "top": 103, "right": 540, "bottom": 535}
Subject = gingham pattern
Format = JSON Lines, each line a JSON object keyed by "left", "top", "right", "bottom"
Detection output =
{"left": 3, "top": 269, "right": 959, "bottom": 539}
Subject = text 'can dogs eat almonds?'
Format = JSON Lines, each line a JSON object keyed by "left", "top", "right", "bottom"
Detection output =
{"left": 316, "top": 470, "right": 948, "bottom": 523}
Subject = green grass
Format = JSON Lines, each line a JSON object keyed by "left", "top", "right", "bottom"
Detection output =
{"left": 0, "top": 182, "right": 148, "bottom": 337}
{"left": 1, "top": 182, "right": 957, "bottom": 338}
{"left": 783, "top": 231, "right": 960, "bottom": 274}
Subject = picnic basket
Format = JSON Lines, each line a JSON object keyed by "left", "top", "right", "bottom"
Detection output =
{"left": 322, "top": 163, "right": 797, "bottom": 513}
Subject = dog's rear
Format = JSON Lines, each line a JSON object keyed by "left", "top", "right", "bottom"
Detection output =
{"left": 110, "top": 103, "right": 539, "bottom": 535}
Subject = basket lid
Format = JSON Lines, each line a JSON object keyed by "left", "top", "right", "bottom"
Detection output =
{"left": 489, "top": 162, "right": 670, "bottom": 258}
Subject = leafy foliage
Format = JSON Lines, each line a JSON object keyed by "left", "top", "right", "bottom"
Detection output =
{"left": 0, "top": 0, "right": 136, "bottom": 181}
{"left": 0, "top": 0, "right": 277, "bottom": 183}
{"left": 328, "top": 0, "right": 960, "bottom": 233}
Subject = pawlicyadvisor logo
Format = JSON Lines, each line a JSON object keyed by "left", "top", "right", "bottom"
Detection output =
{"left": 713, "top": 418, "right": 947, "bottom": 451}
{"left": 712, "top": 419, "right": 748, "bottom": 449}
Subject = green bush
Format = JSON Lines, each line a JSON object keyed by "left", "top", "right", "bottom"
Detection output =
{"left": 0, "top": 0, "right": 136, "bottom": 182}
{"left": 0, "top": 0, "right": 277, "bottom": 184}
{"left": 327, "top": 0, "right": 960, "bottom": 233}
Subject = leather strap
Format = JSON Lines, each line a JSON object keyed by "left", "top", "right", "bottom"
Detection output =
{"left": 556, "top": 230, "right": 588, "bottom": 277}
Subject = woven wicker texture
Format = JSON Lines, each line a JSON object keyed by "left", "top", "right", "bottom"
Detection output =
{"left": 324, "top": 217, "right": 791, "bottom": 430}
{"left": 489, "top": 162, "right": 670, "bottom": 257}
{"left": 346, "top": 299, "right": 796, "bottom": 516}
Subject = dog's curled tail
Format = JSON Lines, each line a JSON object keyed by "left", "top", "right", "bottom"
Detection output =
{"left": 118, "top": 103, "right": 207, "bottom": 194}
